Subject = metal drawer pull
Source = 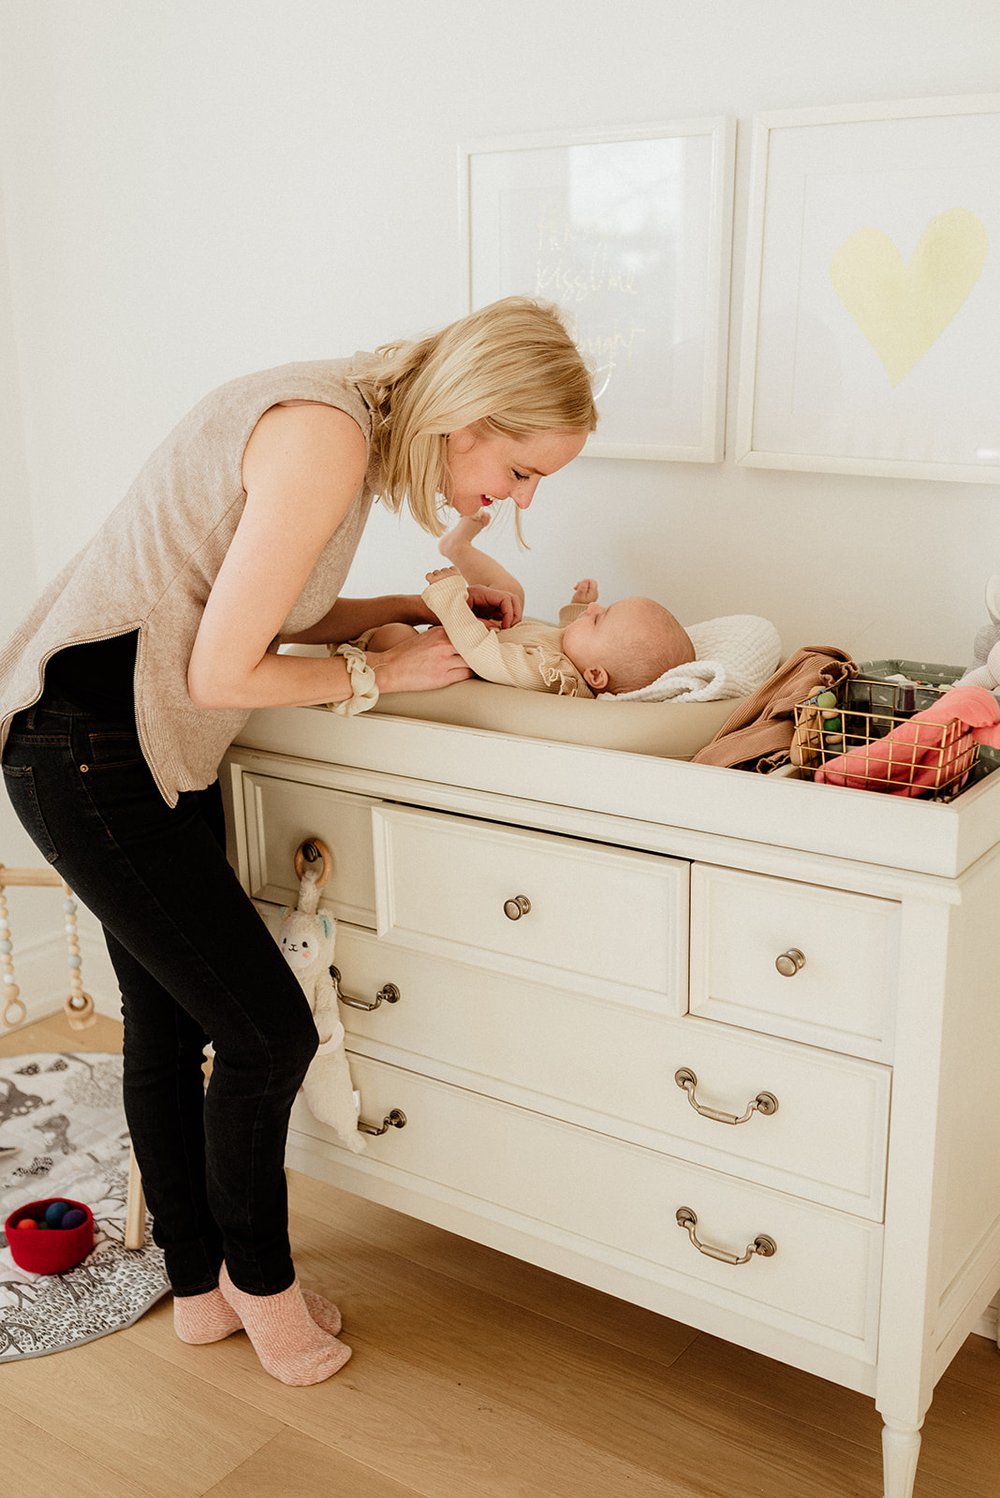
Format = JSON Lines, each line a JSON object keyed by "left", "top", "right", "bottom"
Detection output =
{"left": 503, "top": 895, "right": 531, "bottom": 921}
{"left": 775, "top": 947, "right": 806, "bottom": 977}
{"left": 674, "top": 1068, "right": 778, "bottom": 1124}
{"left": 675, "top": 1207, "right": 777, "bottom": 1265}
{"left": 330, "top": 966, "right": 400, "bottom": 1012}
{"left": 357, "top": 1108, "right": 407, "bottom": 1136}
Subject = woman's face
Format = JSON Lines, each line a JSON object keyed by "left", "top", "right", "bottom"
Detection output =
{"left": 444, "top": 424, "right": 587, "bottom": 517}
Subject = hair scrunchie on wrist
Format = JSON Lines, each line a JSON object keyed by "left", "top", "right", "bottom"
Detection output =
{"left": 331, "top": 642, "right": 379, "bottom": 716}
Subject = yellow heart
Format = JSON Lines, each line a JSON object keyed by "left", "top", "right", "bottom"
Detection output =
{"left": 830, "top": 208, "right": 988, "bottom": 386}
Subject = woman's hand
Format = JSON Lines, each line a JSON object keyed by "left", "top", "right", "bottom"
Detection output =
{"left": 467, "top": 583, "right": 521, "bottom": 629}
{"left": 370, "top": 627, "right": 472, "bottom": 694}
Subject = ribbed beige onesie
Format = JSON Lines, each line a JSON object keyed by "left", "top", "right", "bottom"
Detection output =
{"left": 422, "top": 573, "right": 593, "bottom": 697}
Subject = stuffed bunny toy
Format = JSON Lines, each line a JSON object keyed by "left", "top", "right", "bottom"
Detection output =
{"left": 278, "top": 845, "right": 364, "bottom": 1153}
{"left": 957, "top": 575, "right": 1000, "bottom": 698}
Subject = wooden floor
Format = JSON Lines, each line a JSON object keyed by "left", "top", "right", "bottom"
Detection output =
{"left": 1, "top": 1014, "right": 999, "bottom": 1498}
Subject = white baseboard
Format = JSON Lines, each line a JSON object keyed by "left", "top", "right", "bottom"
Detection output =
{"left": 975, "top": 1300, "right": 999, "bottom": 1342}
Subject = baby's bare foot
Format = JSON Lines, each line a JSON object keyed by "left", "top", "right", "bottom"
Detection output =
{"left": 439, "top": 510, "right": 491, "bottom": 561}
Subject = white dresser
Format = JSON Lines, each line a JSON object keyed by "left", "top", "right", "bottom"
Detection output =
{"left": 224, "top": 704, "right": 1000, "bottom": 1498}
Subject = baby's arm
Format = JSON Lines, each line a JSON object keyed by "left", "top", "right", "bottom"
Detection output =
{"left": 363, "top": 623, "right": 419, "bottom": 651}
{"left": 560, "top": 577, "right": 598, "bottom": 626}
{"left": 439, "top": 514, "right": 526, "bottom": 611}
{"left": 422, "top": 570, "right": 548, "bottom": 690}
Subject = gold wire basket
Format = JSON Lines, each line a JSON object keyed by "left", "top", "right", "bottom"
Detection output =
{"left": 791, "top": 662, "right": 993, "bottom": 802}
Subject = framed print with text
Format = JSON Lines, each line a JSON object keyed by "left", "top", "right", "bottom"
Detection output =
{"left": 462, "top": 119, "right": 735, "bottom": 462}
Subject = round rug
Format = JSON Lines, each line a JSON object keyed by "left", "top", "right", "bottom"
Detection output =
{"left": 0, "top": 1052, "right": 169, "bottom": 1361}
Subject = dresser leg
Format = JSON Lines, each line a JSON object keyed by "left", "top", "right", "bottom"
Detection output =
{"left": 881, "top": 1419, "right": 922, "bottom": 1498}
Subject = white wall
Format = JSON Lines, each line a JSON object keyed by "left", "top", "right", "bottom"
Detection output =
{"left": 0, "top": 163, "right": 68, "bottom": 1010}
{"left": 1, "top": 1, "right": 1000, "bottom": 1017}
{"left": 2, "top": 0, "right": 1000, "bottom": 667}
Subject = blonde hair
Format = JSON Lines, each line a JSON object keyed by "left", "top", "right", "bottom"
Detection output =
{"left": 354, "top": 297, "right": 598, "bottom": 536}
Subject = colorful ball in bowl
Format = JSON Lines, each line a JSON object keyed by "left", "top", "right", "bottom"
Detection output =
{"left": 4, "top": 1197, "right": 95, "bottom": 1274}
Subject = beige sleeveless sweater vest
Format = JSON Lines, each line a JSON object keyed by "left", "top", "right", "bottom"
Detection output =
{"left": 0, "top": 357, "right": 378, "bottom": 805}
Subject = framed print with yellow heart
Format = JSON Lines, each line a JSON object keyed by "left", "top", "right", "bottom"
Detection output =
{"left": 736, "top": 95, "right": 1000, "bottom": 483}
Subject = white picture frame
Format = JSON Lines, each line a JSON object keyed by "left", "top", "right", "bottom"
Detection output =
{"left": 736, "top": 94, "right": 1000, "bottom": 484}
{"left": 461, "top": 119, "right": 736, "bottom": 462}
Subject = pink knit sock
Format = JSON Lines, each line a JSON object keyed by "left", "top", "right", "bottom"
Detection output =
{"left": 174, "top": 1287, "right": 242, "bottom": 1345}
{"left": 173, "top": 1284, "right": 343, "bottom": 1345}
{"left": 218, "top": 1264, "right": 351, "bottom": 1385}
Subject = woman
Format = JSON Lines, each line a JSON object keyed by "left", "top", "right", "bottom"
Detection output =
{"left": 0, "top": 296, "right": 595, "bottom": 1385}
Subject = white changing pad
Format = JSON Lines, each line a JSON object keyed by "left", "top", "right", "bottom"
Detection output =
{"left": 367, "top": 610, "right": 781, "bottom": 756}
{"left": 296, "top": 610, "right": 782, "bottom": 759}
{"left": 369, "top": 681, "right": 737, "bottom": 759}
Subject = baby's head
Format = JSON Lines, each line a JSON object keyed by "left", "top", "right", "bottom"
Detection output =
{"left": 561, "top": 597, "right": 694, "bottom": 694}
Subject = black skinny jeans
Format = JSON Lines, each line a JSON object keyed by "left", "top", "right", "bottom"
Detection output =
{"left": 1, "top": 691, "right": 318, "bottom": 1296}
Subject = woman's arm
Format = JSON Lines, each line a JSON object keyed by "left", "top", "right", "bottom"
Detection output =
{"left": 283, "top": 584, "right": 521, "bottom": 646}
{"left": 283, "top": 593, "right": 437, "bottom": 646}
{"left": 187, "top": 404, "right": 470, "bottom": 709}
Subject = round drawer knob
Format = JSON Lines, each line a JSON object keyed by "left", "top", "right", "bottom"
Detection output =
{"left": 775, "top": 948, "right": 806, "bottom": 978}
{"left": 503, "top": 895, "right": 531, "bottom": 921}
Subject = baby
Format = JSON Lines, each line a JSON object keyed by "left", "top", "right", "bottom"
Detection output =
{"left": 365, "top": 513, "right": 695, "bottom": 698}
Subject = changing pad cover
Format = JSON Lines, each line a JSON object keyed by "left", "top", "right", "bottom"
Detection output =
{"left": 369, "top": 681, "right": 737, "bottom": 759}
{"left": 303, "top": 611, "right": 782, "bottom": 759}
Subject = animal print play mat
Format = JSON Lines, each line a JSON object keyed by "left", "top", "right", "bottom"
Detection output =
{"left": 0, "top": 1053, "right": 169, "bottom": 1360}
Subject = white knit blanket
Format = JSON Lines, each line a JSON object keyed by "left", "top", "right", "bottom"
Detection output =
{"left": 601, "top": 614, "right": 782, "bottom": 703}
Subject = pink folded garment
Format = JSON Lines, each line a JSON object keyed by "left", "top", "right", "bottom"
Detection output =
{"left": 814, "top": 684, "right": 1000, "bottom": 796}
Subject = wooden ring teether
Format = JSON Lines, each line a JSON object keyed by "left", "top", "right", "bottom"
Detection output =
{"left": 66, "top": 990, "right": 97, "bottom": 1030}
{"left": 293, "top": 838, "right": 332, "bottom": 888}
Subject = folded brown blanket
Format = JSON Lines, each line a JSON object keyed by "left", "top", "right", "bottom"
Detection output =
{"left": 691, "top": 646, "right": 857, "bottom": 772}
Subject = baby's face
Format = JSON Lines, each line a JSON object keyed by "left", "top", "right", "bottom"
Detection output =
{"left": 561, "top": 598, "right": 644, "bottom": 687}
{"left": 562, "top": 596, "right": 692, "bottom": 693}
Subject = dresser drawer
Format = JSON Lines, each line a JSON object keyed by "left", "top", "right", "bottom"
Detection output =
{"left": 294, "top": 1056, "right": 881, "bottom": 1359}
{"left": 662, "top": 1017, "right": 889, "bottom": 1219}
{"left": 371, "top": 806, "right": 688, "bottom": 1006}
{"left": 332, "top": 924, "right": 889, "bottom": 1218}
{"left": 690, "top": 865, "right": 899, "bottom": 1058}
{"left": 240, "top": 772, "right": 379, "bottom": 927}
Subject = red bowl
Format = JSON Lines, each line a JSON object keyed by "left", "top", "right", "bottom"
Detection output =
{"left": 4, "top": 1197, "right": 95, "bottom": 1274}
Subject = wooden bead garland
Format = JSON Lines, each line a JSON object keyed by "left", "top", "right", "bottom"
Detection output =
{"left": 61, "top": 881, "right": 96, "bottom": 1029}
{"left": 0, "top": 865, "right": 96, "bottom": 1030}
{"left": 0, "top": 877, "right": 27, "bottom": 1029}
